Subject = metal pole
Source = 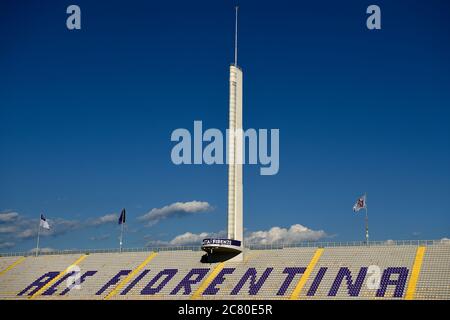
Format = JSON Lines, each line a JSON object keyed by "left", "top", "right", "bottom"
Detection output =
{"left": 365, "top": 206, "right": 369, "bottom": 245}
{"left": 119, "top": 221, "right": 124, "bottom": 253}
{"left": 234, "top": 6, "right": 238, "bottom": 66}
{"left": 35, "top": 216, "right": 41, "bottom": 257}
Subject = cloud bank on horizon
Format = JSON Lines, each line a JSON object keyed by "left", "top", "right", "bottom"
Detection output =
{"left": 0, "top": 211, "right": 120, "bottom": 250}
{"left": 0, "top": 202, "right": 333, "bottom": 251}
{"left": 146, "top": 224, "right": 329, "bottom": 247}
{"left": 3, "top": 204, "right": 447, "bottom": 252}
{"left": 0, "top": 201, "right": 215, "bottom": 250}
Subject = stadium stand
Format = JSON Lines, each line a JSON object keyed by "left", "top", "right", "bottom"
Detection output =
{"left": 301, "top": 245, "right": 418, "bottom": 300}
{"left": 415, "top": 244, "right": 450, "bottom": 300}
{"left": 0, "top": 241, "right": 449, "bottom": 300}
{"left": 0, "top": 254, "right": 83, "bottom": 299}
{"left": 205, "top": 247, "right": 317, "bottom": 300}
{"left": 0, "top": 256, "right": 25, "bottom": 276}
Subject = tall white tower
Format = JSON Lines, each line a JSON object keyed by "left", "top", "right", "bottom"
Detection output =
{"left": 227, "top": 6, "right": 243, "bottom": 247}
{"left": 200, "top": 7, "right": 244, "bottom": 260}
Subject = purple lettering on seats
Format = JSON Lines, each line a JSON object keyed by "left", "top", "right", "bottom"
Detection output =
{"left": 277, "top": 267, "right": 306, "bottom": 296}
{"left": 141, "top": 269, "right": 177, "bottom": 295}
{"left": 328, "top": 267, "right": 367, "bottom": 296}
{"left": 60, "top": 271, "right": 97, "bottom": 295}
{"left": 376, "top": 267, "right": 409, "bottom": 298}
{"left": 203, "top": 268, "right": 235, "bottom": 295}
{"left": 121, "top": 269, "right": 150, "bottom": 295}
{"left": 170, "top": 268, "right": 209, "bottom": 295}
{"left": 42, "top": 271, "right": 74, "bottom": 295}
{"left": 231, "top": 268, "right": 273, "bottom": 295}
{"left": 96, "top": 270, "right": 131, "bottom": 295}
{"left": 17, "top": 272, "right": 60, "bottom": 296}
{"left": 307, "top": 267, "right": 327, "bottom": 296}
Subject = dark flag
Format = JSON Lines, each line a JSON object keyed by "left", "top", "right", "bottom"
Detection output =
{"left": 353, "top": 194, "right": 367, "bottom": 212}
{"left": 118, "top": 208, "right": 126, "bottom": 225}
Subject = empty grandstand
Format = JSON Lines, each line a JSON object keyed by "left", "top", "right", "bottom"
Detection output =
{"left": 1, "top": 240, "right": 449, "bottom": 300}
{"left": 1, "top": 6, "right": 448, "bottom": 304}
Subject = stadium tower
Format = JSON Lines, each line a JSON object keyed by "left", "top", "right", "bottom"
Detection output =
{"left": 201, "top": 7, "right": 244, "bottom": 261}
{"left": 227, "top": 6, "right": 244, "bottom": 248}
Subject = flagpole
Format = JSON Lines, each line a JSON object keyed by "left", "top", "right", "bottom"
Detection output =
{"left": 365, "top": 193, "right": 369, "bottom": 245}
{"left": 36, "top": 214, "right": 41, "bottom": 257}
{"left": 119, "top": 220, "right": 124, "bottom": 253}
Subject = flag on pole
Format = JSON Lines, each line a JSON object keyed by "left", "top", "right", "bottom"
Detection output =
{"left": 353, "top": 194, "right": 367, "bottom": 212}
{"left": 118, "top": 208, "right": 126, "bottom": 225}
{"left": 40, "top": 214, "right": 50, "bottom": 230}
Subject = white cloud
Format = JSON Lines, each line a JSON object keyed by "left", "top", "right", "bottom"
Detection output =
{"left": 0, "top": 212, "right": 19, "bottom": 223}
{"left": 11, "top": 216, "right": 81, "bottom": 239}
{"left": 50, "top": 218, "right": 81, "bottom": 235}
{"left": 29, "top": 247, "right": 55, "bottom": 253}
{"left": 0, "top": 242, "right": 15, "bottom": 249}
{"left": 0, "top": 210, "right": 129, "bottom": 248}
{"left": 385, "top": 239, "right": 395, "bottom": 245}
{"left": 0, "top": 211, "right": 83, "bottom": 240}
{"left": 138, "top": 201, "right": 213, "bottom": 225}
{"left": 0, "top": 226, "right": 17, "bottom": 233}
{"left": 146, "top": 230, "right": 226, "bottom": 247}
{"left": 245, "top": 224, "right": 327, "bottom": 245}
{"left": 87, "top": 214, "right": 118, "bottom": 226}
{"left": 17, "top": 228, "right": 36, "bottom": 239}
{"left": 169, "top": 232, "right": 210, "bottom": 245}
{"left": 161, "top": 225, "right": 326, "bottom": 247}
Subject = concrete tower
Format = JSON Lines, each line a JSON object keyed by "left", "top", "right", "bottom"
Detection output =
{"left": 227, "top": 6, "right": 243, "bottom": 247}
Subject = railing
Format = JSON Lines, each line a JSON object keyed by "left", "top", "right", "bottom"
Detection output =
{"left": 246, "top": 239, "right": 447, "bottom": 250}
{"left": 0, "top": 246, "right": 202, "bottom": 257}
{"left": 0, "top": 239, "right": 448, "bottom": 257}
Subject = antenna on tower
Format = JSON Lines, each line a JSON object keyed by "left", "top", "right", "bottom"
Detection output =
{"left": 234, "top": 6, "right": 239, "bottom": 67}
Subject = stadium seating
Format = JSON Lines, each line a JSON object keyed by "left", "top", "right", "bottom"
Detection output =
{"left": 0, "top": 256, "right": 22, "bottom": 274}
{"left": 206, "top": 247, "right": 317, "bottom": 300}
{"left": 415, "top": 244, "right": 450, "bottom": 300}
{"left": 301, "top": 245, "right": 417, "bottom": 299}
{"left": 0, "top": 242, "right": 449, "bottom": 300}
{"left": 0, "top": 254, "right": 82, "bottom": 300}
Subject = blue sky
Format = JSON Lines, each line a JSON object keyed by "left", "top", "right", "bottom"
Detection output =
{"left": 1, "top": 0, "right": 449, "bottom": 252}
